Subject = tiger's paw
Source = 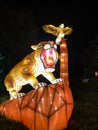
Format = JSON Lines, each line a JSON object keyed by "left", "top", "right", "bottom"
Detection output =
{"left": 35, "top": 82, "right": 47, "bottom": 89}
{"left": 53, "top": 78, "right": 64, "bottom": 84}
{"left": 10, "top": 93, "right": 25, "bottom": 100}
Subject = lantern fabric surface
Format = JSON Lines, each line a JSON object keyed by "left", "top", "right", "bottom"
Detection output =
{"left": 0, "top": 39, "right": 74, "bottom": 130}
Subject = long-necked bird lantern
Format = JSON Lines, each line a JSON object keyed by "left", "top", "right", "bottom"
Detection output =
{"left": 43, "top": 23, "right": 73, "bottom": 45}
{"left": 0, "top": 23, "right": 74, "bottom": 130}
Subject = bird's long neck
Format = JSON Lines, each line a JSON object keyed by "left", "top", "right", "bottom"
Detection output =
{"left": 60, "top": 39, "right": 69, "bottom": 86}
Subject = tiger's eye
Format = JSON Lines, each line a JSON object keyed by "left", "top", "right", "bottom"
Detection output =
{"left": 44, "top": 44, "right": 51, "bottom": 49}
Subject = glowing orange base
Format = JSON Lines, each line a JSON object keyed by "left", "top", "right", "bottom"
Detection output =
{"left": 0, "top": 81, "right": 74, "bottom": 130}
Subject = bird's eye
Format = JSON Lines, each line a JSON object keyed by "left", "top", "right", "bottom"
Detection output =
{"left": 54, "top": 44, "right": 57, "bottom": 49}
{"left": 44, "top": 44, "right": 51, "bottom": 49}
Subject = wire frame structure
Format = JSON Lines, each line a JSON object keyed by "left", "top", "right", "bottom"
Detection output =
{"left": 0, "top": 39, "right": 74, "bottom": 130}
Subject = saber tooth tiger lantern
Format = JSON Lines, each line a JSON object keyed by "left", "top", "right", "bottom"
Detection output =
{"left": 0, "top": 23, "right": 74, "bottom": 130}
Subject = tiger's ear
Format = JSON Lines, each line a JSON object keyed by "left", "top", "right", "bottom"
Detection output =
{"left": 31, "top": 45, "right": 38, "bottom": 50}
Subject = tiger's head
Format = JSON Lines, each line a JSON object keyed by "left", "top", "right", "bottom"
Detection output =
{"left": 31, "top": 41, "right": 59, "bottom": 72}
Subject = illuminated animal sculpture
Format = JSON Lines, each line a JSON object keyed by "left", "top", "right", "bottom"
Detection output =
{"left": 43, "top": 23, "right": 73, "bottom": 45}
{"left": 4, "top": 41, "right": 63, "bottom": 100}
{"left": 43, "top": 23, "right": 73, "bottom": 85}
{"left": 0, "top": 24, "right": 74, "bottom": 130}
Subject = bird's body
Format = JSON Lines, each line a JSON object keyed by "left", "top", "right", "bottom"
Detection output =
{"left": 43, "top": 23, "right": 73, "bottom": 44}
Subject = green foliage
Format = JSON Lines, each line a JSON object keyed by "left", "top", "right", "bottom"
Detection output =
{"left": 0, "top": 53, "right": 5, "bottom": 74}
{"left": 0, "top": 94, "right": 9, "bottom": 104}
{"left": 0, "top": 53, "right": 6, "bottom": 93}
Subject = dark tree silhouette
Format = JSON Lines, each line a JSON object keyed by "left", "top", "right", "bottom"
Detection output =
{"left": 80, "top": 33, "right": 98, "bottom": 78}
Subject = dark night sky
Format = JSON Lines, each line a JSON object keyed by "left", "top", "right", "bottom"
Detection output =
{"left": 34, "top": 1, "right": 97, "bottom": 45}
{"left": 22, "top": 1, "right": 97, "bottom": 49}
{"left": 0, "top": 1, "right": 97, "bottom": 47}
{"left": 0, "top": 1, "right": 97, "bottom": 77}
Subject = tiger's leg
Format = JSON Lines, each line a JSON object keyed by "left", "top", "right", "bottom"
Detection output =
{"left": 4, "top": 75, "right": 25, "bottom": 100}
{"left": 26, "top": 75, "right": 47, "bottom": 89}
{"left": 42, "top": 72, "right": 64, "bottom": 84}
{"left": 8, "top": 86, "right": 25, "bottom": 100}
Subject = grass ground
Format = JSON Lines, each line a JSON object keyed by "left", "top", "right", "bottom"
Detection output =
{"left": 0, "top": 77, "right": 98, "bottom": 130}
{"left": 67, "top": 77, "right": 98, "bottom": 130}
